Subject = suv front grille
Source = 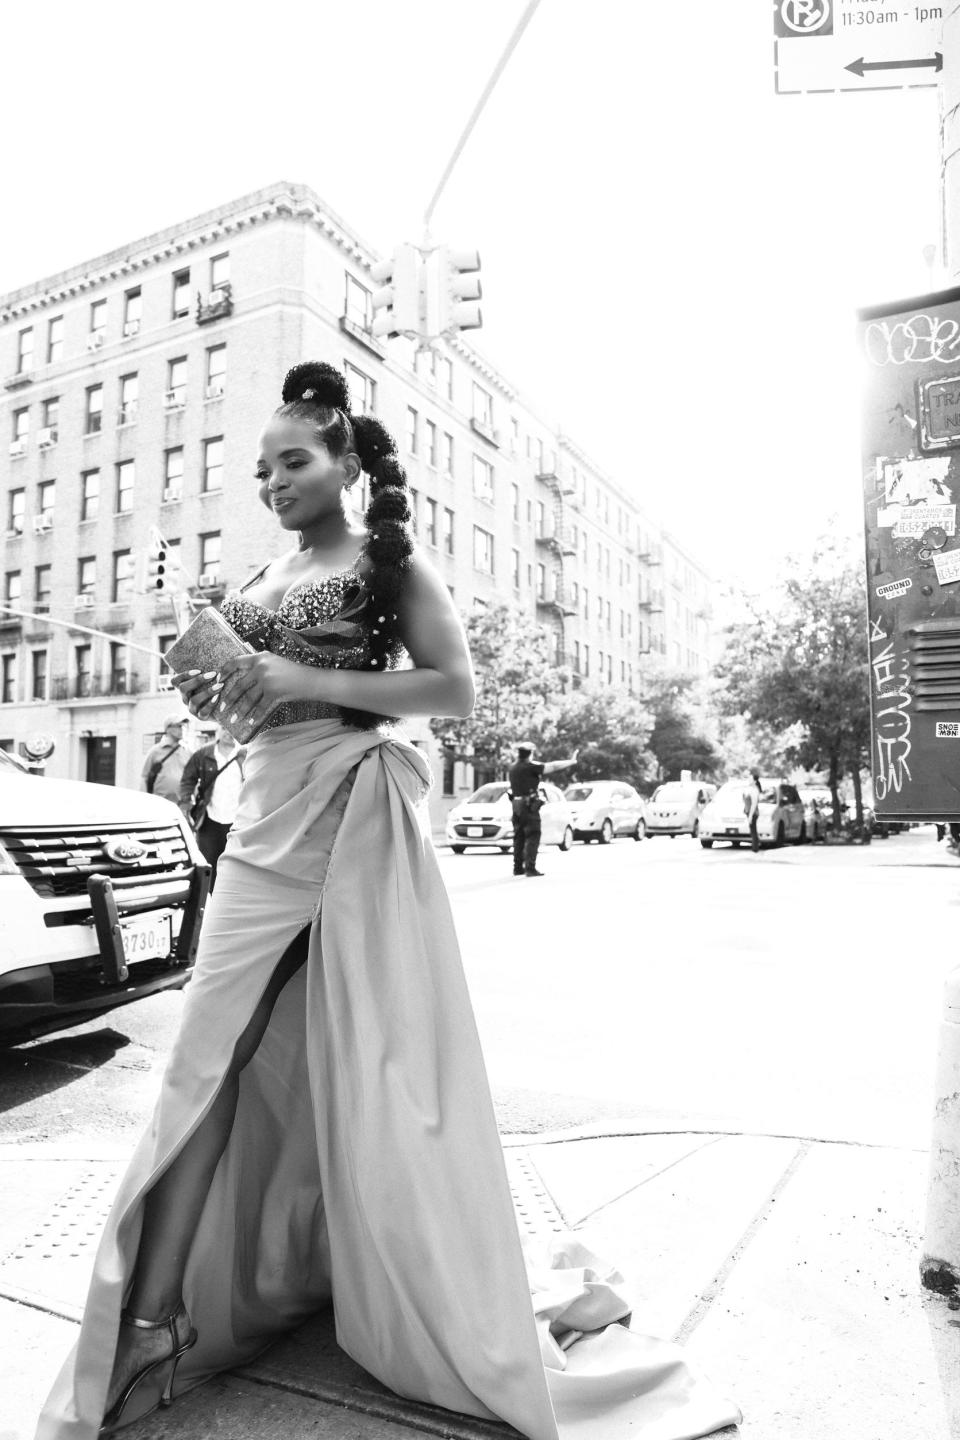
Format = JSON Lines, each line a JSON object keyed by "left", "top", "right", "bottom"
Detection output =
{"left": 0, "top": 821, "right": 192, "bottom": 899}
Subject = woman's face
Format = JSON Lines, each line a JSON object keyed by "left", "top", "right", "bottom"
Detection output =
{"left": 255, "top": 416, "right": 358, "bottom": 529}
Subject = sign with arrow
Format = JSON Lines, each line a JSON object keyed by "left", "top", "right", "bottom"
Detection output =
{"left": 773, "top": 0, "right": 944, "bottom": 96}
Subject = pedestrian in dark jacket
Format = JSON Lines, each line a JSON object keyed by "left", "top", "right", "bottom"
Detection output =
{"left": 179, "top": 727, "right": 244, "bottom": 887}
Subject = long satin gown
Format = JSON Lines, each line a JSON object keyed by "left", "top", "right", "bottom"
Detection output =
{"left": 36, "top": 569, "right": 740, "bottom": 1440}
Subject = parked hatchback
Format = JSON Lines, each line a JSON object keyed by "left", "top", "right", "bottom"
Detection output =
{"left": 699, "top": 778, "right": 806, "bottom": 849}
{"left": 445, "top": 781, "right": 575, "bottom": 854}
{"left": 563, "top": 780, "right": 647, "bottom": 843}
{"left": 646, "top": 781, "right": 715, "bottom": 838}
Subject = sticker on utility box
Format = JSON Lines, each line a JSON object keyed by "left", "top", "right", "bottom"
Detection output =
{"left": 936, "top": 723, "right": 960, "bottom": 739}
{"left": 892, "top": 504, "right": 957, "bottom": 540}
{"left": 876, "top": 578, "right": 912, "bottom": 599}
{"left": 934, "top": 550, "right": 960, "bottom": 586}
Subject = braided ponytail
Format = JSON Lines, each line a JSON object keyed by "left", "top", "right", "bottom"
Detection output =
{"left": 276, "top": 361, "right": 413, "bottom": 729}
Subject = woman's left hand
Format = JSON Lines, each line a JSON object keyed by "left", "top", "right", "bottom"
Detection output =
{"left": 214, "top": 653, "right": 316, "bottom": 726}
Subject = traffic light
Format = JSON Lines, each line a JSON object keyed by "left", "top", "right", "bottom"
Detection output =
{"left": 430, "top": 247, "right": 482, "bottom": 338}
{"left": 141, "top": 527, "right": 178, "bottom": 594}
{"left": 370, "top": 243, "right": 423, "bottom": 339}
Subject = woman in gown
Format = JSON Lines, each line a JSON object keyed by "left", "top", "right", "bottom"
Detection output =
{"left": 36, "top": 362, "right": 740, "bottom": 1440}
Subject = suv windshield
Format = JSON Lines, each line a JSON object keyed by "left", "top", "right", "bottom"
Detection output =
{"left": 467, "top": 783, "right": 510, "bottom": 804}
{"left": 654, "top": 783, "right": 696, "bottom": 802}
{"left": 565, "top": 786, "right": 594, "bottom": 802}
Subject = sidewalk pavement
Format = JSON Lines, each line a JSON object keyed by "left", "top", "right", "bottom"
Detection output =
{"left": 3, "top": 1126, "right": 957, "bottom": 1440}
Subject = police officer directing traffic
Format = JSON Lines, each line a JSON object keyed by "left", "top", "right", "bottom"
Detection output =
{"left": 507, "top": 742, "right": 578, "bottom": 877}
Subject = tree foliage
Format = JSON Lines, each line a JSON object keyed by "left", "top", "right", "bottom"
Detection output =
{"left": 525, "top": 685, "right": 657, "bottom": 791}
{"left": 428, "top": 603, "right": 565, "bottom": 776}
{"left": 641, "top": 673, "right": 719, "bottom": 782}
{"left": 714, "top": 535, "right": 870, "bottom": 822}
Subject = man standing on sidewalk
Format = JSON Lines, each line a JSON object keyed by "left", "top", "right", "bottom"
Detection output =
{"left": 508, "top": 743, "right": 578, "bottom": 877}
{"left": 745, "top": 769, "right": 763, "bottom": 853}
{"left": 179, "top": 725, "right": 245, "bottom": 887}
{"left": 141, "top": 714, "right": 190, "bottom": 805}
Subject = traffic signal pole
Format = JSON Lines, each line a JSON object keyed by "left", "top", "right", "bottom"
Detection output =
{"left": 922, "top": 11, "right": 960, "bottom": 1312}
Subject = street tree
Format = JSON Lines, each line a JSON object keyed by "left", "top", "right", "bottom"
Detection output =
{"left": 429, "top": 603, "right": 565, "bottom": 777}
{"left": 641, "top": 673, "right": 719, "bottom": 782}
{"left": 525, "top": 684, "right": 656, "bottom": 791}
{"left": 715, "top": 535, "right": 870, "bottom": 827}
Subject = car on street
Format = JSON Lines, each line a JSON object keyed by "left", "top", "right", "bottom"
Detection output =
{"left": 0, "top": 750, "right": 208, "bottom": 1044}
{"left": 563, "top": 780, "right": 648, "bottom": 843}
{"left": 797, "top": 787, "right": 831, "bottom": 842}
{"left": 445, "top": 780, "right": 575, "bottom": 854}
{"left": 646, "top": 781, "right": 716, "bottom": 838}
{"left": 699, "top": 777, "right": 806, "bottom": 849}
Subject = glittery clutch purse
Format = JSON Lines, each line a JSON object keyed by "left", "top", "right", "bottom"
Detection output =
{"left": 162, "top": 608, "right": 278, "bottom": 744}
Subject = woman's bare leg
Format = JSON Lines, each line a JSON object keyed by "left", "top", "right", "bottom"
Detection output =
{"left": 106, "top": 929, "right": 309, "bottom": 1404}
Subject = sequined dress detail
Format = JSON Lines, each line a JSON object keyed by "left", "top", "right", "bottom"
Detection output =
{"left": 220, "top": 563, "right": 404, "bottom": 729}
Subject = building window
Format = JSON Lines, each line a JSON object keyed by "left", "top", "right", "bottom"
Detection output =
{"left": 109, "top": 642, "right": 128, "bottom": 693}
{"left": 1, "top": 654, "right": 16, "bottom": 704}
{"left": 74, "top": 644, "right": 92, "bottom": 697}
{"left": 81, "top": 470, "right": 100, "bottom": 522}
{"left": 17, "top": 327, "right": 33, "bottom": 375}
{"left": 116, "top": 460, "right": 135, "bottom": 514}
{"left": 425, "top": 419, "right": 437, "bottom": 468}
{"left": 164, "top": 448, "right": 184, "bottom": 501}
{"left": 536, "top": 500, "right": 546, "bottom": 536}
{"left": 119, "top": 373, "right": 138, "bottom": 426}
{"left": 472, "top": 455, "right": 494, "bottom": 502}
{"left": 77, "top": 557, "right": 96, "bottom": 597}
{"left": 90, "top": 298, "right": 107, "bottom": 337}
{"left": 425, "top": 497, "right": 437, "bottom": 547}
{"left": 203, "top": 437, "right": 224, "bottom": 493}
{"left": 536, "top": 562, "right": 546, "bottom": 599}
{"left": 572, "top": 581, "right": 579, "bottom": 609}
{"left": 583, "top": 644, "right": 590, "bottom": 678}
{"left": 408, "top": 487, "right": 419, "bottom": 535}
{"left": 85, "top": 384, "right": 103, "bottom": 434}
{"left": 38, "top": 480, "right": 55, "bottom": 517}
{"left": 31, "top": 649, "right": 47, "bottom": 701}
{"left": 34, "top": 564, "right": 51, "bottom": 611}
{"left": 512, "top": 548, "right": 521, "bottom": 590}
{"left": 344, "top": 273, "right": 371, "bottom": 329}
{"left": 583, "top": 587, "right": 589, "bottom": 620}
{"left": 5, "top": 571, "right": 22, "bottom": 605}
{"left": 42, "top": 396, "right": 59, "bottom": 432}
{"left": 13, "top": 407, "right": 29, "bottom": 442}
{"left": 123, "top": 287, "right": 142, "bottom": 336}
{"left": 172, "top": 268, "right": 191, "bottom": 319}
{"left": 406, "top": 407, "right": 418, "bottom": 454}
{"left": 443, "top": 507, "right": 454, "bottom": 556}
{"left": 8, "top": 489, "right": 24, "bottom": 535}
{"left": 472, "top": 383, "right": 493, "bottom": 429}
{"left": 510, "top": 417, "right": 519, "bottom": 454}
{"left": 210, "top": 253, "right": 230, "bottom": 291}
{"left": 473, "top": 525, "right": 494, "bottom": 575}
{"left": 206, "top": 345, "right": 226, "bottom": 398}
{"left": 46, "top": 316, "right": 63, "bottom": 365}
{"left": 166, "top": 357, "right": 187, "bottom": 406}
{"left": 345, "top": 362, "right": 376, "bottom": 415}
{"left": 441, "top": 431, "right": 454, "bottom": 475}
{"left": 113, "top": 551, "right": 136, "bottom": 602}
{"left": 439, "top": 355, "right": 453, "bottom": 401}
{"left": 573, "top": 640, "right": 581, "bottom": 674}
{"left": 199, "top": 532, "right": 221, "bottom": 584}
{"left": 511, "top": 482, "right": 520, "bottom": 522}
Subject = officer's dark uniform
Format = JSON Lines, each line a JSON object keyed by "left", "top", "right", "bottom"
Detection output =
{"left": 508, "top": 750, "right": 545, "bottom": 876}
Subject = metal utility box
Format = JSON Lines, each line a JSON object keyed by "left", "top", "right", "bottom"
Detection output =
{"left": 858, "top": 286, "right": 960, "bottom": 821}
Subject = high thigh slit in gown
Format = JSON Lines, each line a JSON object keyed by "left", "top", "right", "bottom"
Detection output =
{"left": 36, "top": 567, "right": 740, "bottom": 1440}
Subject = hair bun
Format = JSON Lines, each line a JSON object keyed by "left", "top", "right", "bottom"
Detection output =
{"left": 281, "top": 361, "right": 350, "bottom": 411}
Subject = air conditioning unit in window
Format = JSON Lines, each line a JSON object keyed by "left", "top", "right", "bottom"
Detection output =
{"left": 32, "top": 513, "right": 53, "bottom": 534}
{"left": 37, "top": 427, "right": 58, "bottom": 448}
{"left": 164, "top": 390, "right": 185, "bottom": 409}
{"left": 87, "top": 332, "right": 105, "bottom": 351}
{"left": 197, "top": 571, "right": 219, "bottom": 589}
{"left": 161, "top": 485, "right": 182, "bottom": 504}
{"left": 122, "top": 320, "right": 141, "bottom": 338}
{"left": 118, "top": 405, "right": 137, "bottom": 426}
{"left": 8, "top": 439, "right": 26, "bottom": 457}
{"left": 4, "top": 526, "right": 23, "bottom": 539}
{"left": 157, "top": 674, "right": 174, "bottom": 692}
{"left": 204, "top": 382, "right": 224, "bottom": 400}
{"left": 74, "top": 593, "right": 95, "bottom": 608}
{"left": 208, "top": 289, "right": 228, "bottom": 306}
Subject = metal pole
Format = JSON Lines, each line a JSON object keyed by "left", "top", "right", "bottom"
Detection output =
{"left": 422, "top": 0, "right": 543, "bottom": 236}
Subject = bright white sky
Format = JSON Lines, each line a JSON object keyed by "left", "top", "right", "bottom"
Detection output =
{"left": 0, "top": 0, "right": 943, "bottom": 587}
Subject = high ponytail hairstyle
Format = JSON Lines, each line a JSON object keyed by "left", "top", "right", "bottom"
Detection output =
{"left": 277, "top": 361, "right": 414, "bottom": 727}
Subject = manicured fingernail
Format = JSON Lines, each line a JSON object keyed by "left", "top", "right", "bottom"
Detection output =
{"left": 185, "top": 669, "right": 201, "bottom": 676}
{"left": 230, "top": 713, "right": 239, "bottom": 724}
{"left": 201, "top": 671, "right": 217, "bottom": 680}
{"left": 217, "top": 701, "right": 226, "bottom": 712}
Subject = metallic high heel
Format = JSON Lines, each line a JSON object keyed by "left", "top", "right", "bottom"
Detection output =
{"left": 100, "top": 1301, "right": 197, "bottom": 1435}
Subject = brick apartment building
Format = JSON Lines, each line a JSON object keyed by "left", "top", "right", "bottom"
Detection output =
{"left": 0, "top": 181, "right": 713, "bottom": 824}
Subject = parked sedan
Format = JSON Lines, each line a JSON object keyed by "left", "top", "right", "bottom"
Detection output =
{"left": 646, "top": 781, "right": 715, "bottom": 838}
{"left": 699, "top": 778, "right": 806, "bottom": 849}
{"left": 563, "top": 780, "right": 647, "bottom": 843}
{"left": 445, "top": 781, "right": 574, "bottom": 854}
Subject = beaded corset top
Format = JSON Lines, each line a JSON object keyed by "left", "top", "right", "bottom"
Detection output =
{"left": 220, "top": 561, "right": 404, "bottom": 730}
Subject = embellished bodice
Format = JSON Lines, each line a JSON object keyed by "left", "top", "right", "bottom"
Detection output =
{"left": 220, "top": 564, "right": 404, "bottom": 730}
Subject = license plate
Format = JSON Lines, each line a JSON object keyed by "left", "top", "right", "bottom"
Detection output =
{"left": 120, "top": 912, "right": 172, "bottom": 962}
{"left": 466, "top": 826, "right": 485, "bottom": 837}
{"left": 725, "top": 827, "right": 741, "bottom": 835}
